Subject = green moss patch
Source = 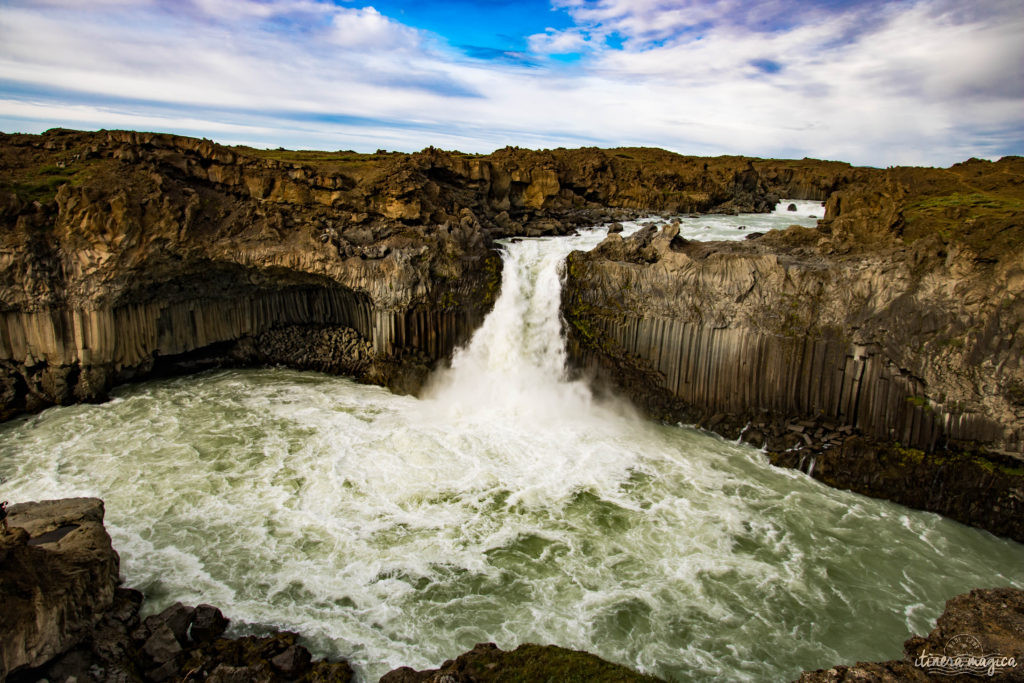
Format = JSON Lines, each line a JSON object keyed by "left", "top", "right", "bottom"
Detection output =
{"left": 429, "top": 643, "right": 663, "bottom": 683}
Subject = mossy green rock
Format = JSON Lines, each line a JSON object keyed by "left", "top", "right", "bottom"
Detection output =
{"left": 379, "top": 642, "right": 663, "bottom": 683}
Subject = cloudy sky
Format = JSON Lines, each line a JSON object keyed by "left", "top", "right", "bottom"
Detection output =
{"left": 1, "top": 0, "right": 1021, "bottom": 166}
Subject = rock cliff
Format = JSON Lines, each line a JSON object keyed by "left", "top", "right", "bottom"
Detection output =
{"left": 563, "top": 156, "right": 1024, "bottom": 540}
{"left": 0, "top": 498, "right": 119, "bottom": 678}
{"left": 0, "top": 129, "right": 846, "bottom": 420}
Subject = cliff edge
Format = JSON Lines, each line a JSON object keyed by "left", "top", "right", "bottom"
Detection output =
{"left": 0, "top": 129, "right": 847, "bottom": 420}
{"left": 563, "top": 156, "right": 1024, "bottom": 540}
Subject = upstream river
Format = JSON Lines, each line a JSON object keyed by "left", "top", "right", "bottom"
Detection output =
{"left": 2, "top": 202, "right": 1021, "bottom": 681}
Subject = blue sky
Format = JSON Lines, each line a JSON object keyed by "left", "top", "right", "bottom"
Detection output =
{"left": 0, "top": 0, "right": 1022, "bottom": 166}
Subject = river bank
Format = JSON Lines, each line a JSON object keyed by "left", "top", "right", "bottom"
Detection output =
{"left": 2, "top": 228, "right": 1022, "bottom": 679}
{"left": 3, "top": 498, "right": 1021, "bottom": 681}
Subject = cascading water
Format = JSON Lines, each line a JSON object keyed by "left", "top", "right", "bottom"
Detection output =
{"left": 1, "top": 203, "right": 1022, "bottom": 682}
{"left": 420, "top": 231, "right": 624, "bottom": 428}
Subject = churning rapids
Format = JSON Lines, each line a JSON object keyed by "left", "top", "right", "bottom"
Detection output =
{"left": 2, "top": 202, "right": 1022, "bottom": 682}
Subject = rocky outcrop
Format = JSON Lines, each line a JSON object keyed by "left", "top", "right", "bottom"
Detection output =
{"left": 0, "top": 498, "right": 119, "bottom": 678}
{"left": 379, "top": 642, "right": 662, "bottom": 683}
{"left": 0, "top": 129, "right": 856, "bottom": 420}
{"left": 798, "top": 587, "right": 1024, "bottom": 681}
{"left": 563, "top": 156, "right": 1024, "bottom": 539}
{"left": 13, "top": 594, "right": 355, "bottom": 683}
{"left": 1, "top": 498, "right": 354, "bottom": 682}
{"left": 0, "top": 130, "right": 505, "bottom": 417}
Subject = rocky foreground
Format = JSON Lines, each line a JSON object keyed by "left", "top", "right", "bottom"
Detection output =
{"left": 2, "top": 498, "right": 1022, "bottom": 681}
{"left": 0, "top": 498, "right": 661, "bottom": 682}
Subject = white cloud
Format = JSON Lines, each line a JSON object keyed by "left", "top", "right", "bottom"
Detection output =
{"left": 328, "top": 6, "right": 423, "bottom": 50}
{"left": 0, "top": 0, "right": 1020, "bottom": 165}
{"left": 527, "top": 28, "right": 590, "bottom": 54}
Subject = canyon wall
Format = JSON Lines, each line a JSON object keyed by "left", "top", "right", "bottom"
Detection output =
{"left": 0, "top": 130, "right": 506, "bottom": 417}
{"left": 563, "top": 156, "right": 1024, "bottom": 539}
{"left": 3, "top": 129, "right": 1022, "bottom": 535}
{"left": 0, "top": 129, "right": 851, "bottom": 419}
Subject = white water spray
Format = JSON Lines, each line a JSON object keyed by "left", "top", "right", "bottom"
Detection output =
{"left": 422, "top": 232, "right": 621, "bottom": 426}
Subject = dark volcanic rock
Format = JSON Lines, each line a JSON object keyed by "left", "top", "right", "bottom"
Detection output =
{"left": 152, "top": 601, "right": 195, "bottom": 645}
{"left": 177, "top": 632, "right": 353, "bottom": 683}
{"left": 191, "top": 603, "right": 229, "bottom": 642}
{"left": 0, "top": 129, "right": 852, "bottom": 420}
{"left": 271, "top": 643, "right": 313, "bottom": 676}
{"left": 562, "top": 156, "right": 1024, "bottom": 538}
{"left": 379, "top": 642, "right": 663, "bottom": 682}
{"left": 769, "top": 438, "right": 1024, "bottom": 541}
{"left": 0, "top": 498, "right": 119, "bottom": 679}
{"left": 14, "top": 584, "right": 356, "bottom": 683}
{"left": 142, "top": 623, "right": 183, "bottom": 666}
{"left": 798, "top": 587, "right": 1024, "bottom": 681}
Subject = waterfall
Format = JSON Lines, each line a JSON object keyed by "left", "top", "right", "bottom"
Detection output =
{"left": 422, "top": 233, "right": 621, "bottom": 425}
{"left": 3, "top": 209, "right": 1021, "bottom": 682}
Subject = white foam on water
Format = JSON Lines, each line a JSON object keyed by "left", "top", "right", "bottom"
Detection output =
{"left": 634, "top": 198, "right": 825, "bottom": 242}
{"left": 1, "top": 203, "right": 1021, "bottom": 681}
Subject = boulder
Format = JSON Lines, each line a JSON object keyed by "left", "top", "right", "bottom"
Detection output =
{"left": 191, "top": 603, "right": 229, "bottom": 642}
{"left": 152, "top": 601, "right": 195, "bottom": 644}
{"left": 271, "top": 643, "right": 312, "bottom": 676}
{"left": 0, "top": 498, "right": 119, "bottom": 679}
{"left": 142, "top": 623, "right": 183, "bottom": 666}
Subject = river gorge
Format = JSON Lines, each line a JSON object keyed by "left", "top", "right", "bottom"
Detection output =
{"left": 2, "top": 204, "right": 1022, "bottom": 681}
{"left": 1, "top": 129, "right": 1023, "bottom": 681}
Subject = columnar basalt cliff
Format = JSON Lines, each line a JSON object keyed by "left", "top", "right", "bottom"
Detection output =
{"left": 0, "top": 130, "right": 507, "bottom": 416}
{"left": 563, "top": 157, "right": 1024, "bottom": 540}
{"left": 0, "top": 129, "right": 850, "bottom": 420}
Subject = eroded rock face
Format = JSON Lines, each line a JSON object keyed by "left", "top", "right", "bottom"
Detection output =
{"left": 0, "top": 498, "right": 119, "bottom": 679}
{"left": 0, "top": 130, "right": 505, "bottom": 418}
{"left": 798, "top": 587, "right": 1024, "bottom": 682}
{"left": 0, "top": 129, "right": 853, "bottom": 420}
{"left": 562, "top": 157, "right": 1024, "bottom": 539}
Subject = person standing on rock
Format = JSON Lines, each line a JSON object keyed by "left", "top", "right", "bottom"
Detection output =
{"left": 0, "top": 501, "right": 8, "bottom": 533}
